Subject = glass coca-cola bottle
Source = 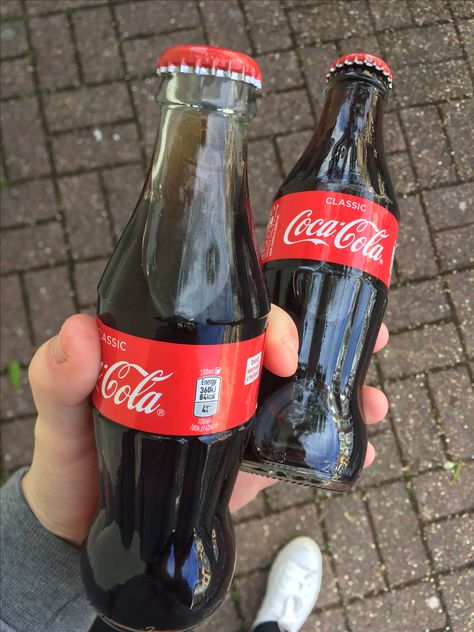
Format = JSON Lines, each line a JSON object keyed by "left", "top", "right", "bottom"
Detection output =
{"left": 242, "top": 53, "right": 399, "bottom": 491}
{"left": 80, "top": 46, "right": 268, "bottom": 631}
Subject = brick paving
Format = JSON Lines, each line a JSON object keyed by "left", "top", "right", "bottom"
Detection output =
{"left": 1, "top": 0, "right": 473, "bottom": 630}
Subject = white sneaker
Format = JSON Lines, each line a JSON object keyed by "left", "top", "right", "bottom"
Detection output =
{"left": 250, "top": 536, "right": 322, "bottom": 632}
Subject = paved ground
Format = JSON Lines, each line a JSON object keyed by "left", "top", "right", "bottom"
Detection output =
{"left": 1, "top": 0, "right": 473, "bottom": 630}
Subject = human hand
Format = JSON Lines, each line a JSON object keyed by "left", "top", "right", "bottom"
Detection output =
{"left": 21, "top": 306, "right": 388, "bottom": 544}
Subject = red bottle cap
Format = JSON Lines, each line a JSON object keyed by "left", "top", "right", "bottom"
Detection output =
{"left": 157, "top": 45, "right": 263, "bottom": 89}
{"left": 327, "top": 52, "right": 393, "bottom": 88}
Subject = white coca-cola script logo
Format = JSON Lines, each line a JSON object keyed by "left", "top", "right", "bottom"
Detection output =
{"left": 283, "top": 209, "right": 390, "bottom": 262}
{"left": 97, "top": 361, "right": 173, "bottom": 414}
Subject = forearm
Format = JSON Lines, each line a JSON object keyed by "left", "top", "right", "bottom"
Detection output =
{"left": 0, "top": 468, "right": 95, "bottom": 632}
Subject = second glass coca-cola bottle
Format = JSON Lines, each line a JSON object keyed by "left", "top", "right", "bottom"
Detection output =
{"left": 243, "top": 53, "right": 399, "bottom": 491}
{"left": 81, "top": 46, "right": 268, "bottom": 631}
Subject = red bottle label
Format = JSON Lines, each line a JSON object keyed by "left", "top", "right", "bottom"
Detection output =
{"left": 262, "top": 191, "right": 398, "bottom": 287}
{"left": 92, "top": 320, "right": 266, "bottom": 436}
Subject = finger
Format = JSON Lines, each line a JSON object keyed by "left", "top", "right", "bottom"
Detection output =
{"left": 373, "top": 322, "right": 389, "bottom": 353}
{"left": 28, "top": 314, "right": 101, "bottom": 431}
{"left": 361, "top": 385, "right": 389, "bottom": 424}
{"left": 363, "top": 442, "right": 376, "bottom": 468}
{"left": 263, "top": 304, "right": 299, "bottom": 377}
{"left": 229, "top": 471, "right": 277, "bottom": 513}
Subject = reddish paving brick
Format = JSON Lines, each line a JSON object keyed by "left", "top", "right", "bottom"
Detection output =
{"left": 340, "top": 36, "right": 382, "bottom": 62}
{"left": 414, "top": 462, "right": 474, "bottom": 521}
{"left": 381, "top": 24, "right": 461, "bottom": 69}
{"left": 321, "top": 494, "right": 385, "bottom": 600}
{"left": 1, "top": 417, "right": 36, "bottom": 474}
{"left": 0, "top": 275, "right": 31, "bottom": 369}
{"left": 199, "top": 593, "right": 240, "bottom": 632}
{"left": 256, "top": 50, "right": 303, "bottom": 93}
{"left": 435, "top": 224, "right": 474, "bottom": 271}
{"left": 73, "top": 259, "right": 106, "bottom": 307}
{"left": 387, "top": 152, "right": 417, "bottom": 195}
{"left": 439, "top": 568, "right": 474, "bottom": 631}
{"left": 426, "top": 513, "right": 474, "bottom": 571}
{"left": 0, "top": 373, "right": 36, "bottom": 421}
{"left": 451, "top": 0, "right": 474, "bottom": 18}
{"left": 251, "top": 89, "right": 313, "bottom": 139}
{"left": 26, "top": 0, "right": 106, "bottom": 14}
{"left": 366, "top": 481, "right": 430, "bottom": 585}
{"left": 115, "top": 0, "right": 199, "bottom": 38}
{"left": 234, "top": 570, "right": 267, "bottom": 628}
{"left": 400, "top": 106, "right": 456, "bottom": 188}
{"left": 346, "top": 582, "right": 446, "bottom": 631}
{"left": 101, "top": 164, "right": 145, "bottom": 237}
{"left": 130, "top": 76, "right": 158, "bottom": 156}
{"left": 58, "top": 173, "right": 113, "bottom": 259}
{"left": 289, "top": 1, "right": 368, "bottom": 43}
{"left": 244, "top": 0, "right": 292, "bottom": 54}
{"left": 0, "top": 222, "right": 67, "bottom": 274}
{"left": 52, "top": 122, "right": 141, "bottom": 173}
{"left": 357, "top": 429, "right": 402, "bottom": 488}
{"left": 303, "top": 610, "right": 348, "bottom": 632}
{"left": 369, "top": 0, "right": 413, "bottom": 30}
{"left": 248, "top": 138, "right": 280, "bottom": 226}
{"left": 423, "top": 182, "right": 474, "bottom": 230}
{"left": 275, "top": 129, "right": 312, "bottom": 177}
{"left": 395, "top": 59, "right": 471, "bottom": 107}
{"left": 44, "top": 83, "right": 133, "bottom": 132}
{"left": 29, "top": 14, "right": 79, "bottom": 89}
{"left": 448, "top": 269, "right": 474, "bottom": 358}
{"left": 0, "top": 179, "right": 57, "bottom": 228}
{"left": 411, "top": 0, "right": 451, "bottom": 25}
{"left": 379, "top": 322, "right": 463, "bottom": 378}
{"left": 298, "top": 43, "right": 338, "bottom": 115}
{"left": 1, "top": 0, "right": 22, "bottom": 19}
{"left": 23, "top": 265, "right": 75, "bottom": 345}
{"left": 385, "top": 279, "right": 450, "bottom": 331}
{"left": 0, "top": 57, "right": 34, "bottom": 99}
{"left": 73, "top": 7, "right": 122, "bottom": 82}
{"left": 200, "top": 0, "right": 251, "bottom": 55}
{"left": 0, "top": 97, "right": 49, "bottom": 180}
{"left": 265, "top": 481, "right": 315, "bottom": 510}
{"left": 441, "top": 99, "right": 474, "bottom": 180}
{"left": 384, "top": 113, "right": 407, "bottom": 153}
{"left": 429, "top": 366, "right": 474, "bottom": 459}
{"left": 0, "top": 18, "right": 28, "bottom": 58}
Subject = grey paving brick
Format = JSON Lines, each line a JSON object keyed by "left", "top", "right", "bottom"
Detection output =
{"left": 394, "top": 194, "right": 438, "bottom": 282}
{"left": 234, "top": 570, "right": 267, "bottom": 629}
{"left": 357, "top": 429, "right": 402, "bottom": 488}
{"left": 414, "top": 461, "right": 474, "bottom": 521}
{"left": 256, "top": 49, "right": 303, "bottom": 92}
{"left": 52, "top": 122, "right": 141, "bottom": 173}
{"left": 386, "top": 376, "right": 445, "bottom": 472}
{"left": 298, "top": 42, "right": 338, "bottom": 115}
{"left": 102, "top": 164, "right": 145, "bottom": 238}
{"left": 384, "top": 113, "right": 407, "bottom": 153}
{"left": 435, "top": 224, "right": 474, "bottom": 271}
{"left": 251, "top": 89, "right": 313, "bottom": 139}
{"left": 447, "top": 269, "right": 474, "bottom": 357}
{"left": 451, "top": 0, "right": 474, "bottom": 18}
{"left": 385, "top": 279, "right": 451, "bottom": 330}
{"left": 30, "top": 14, "right": 79, "bottom": 89}
{"left": 199, "top": 593, "right": 240, "bottom": 632}
{"left": 339, "top": 35, "right": 382, "bottom": 62}
{"left": 322, "top": 494, "right": 385, "bottom": 600}
{"left": 410, "top": 0, "right": 451, "bottom": 25}
{"left": 366, "top": 481, "right": 430, "bottom": 585}
{"left": 423, "top": 182, "right": 474, "bottom": 230}
{"left": 400, "top": 106, "right": 456, "bottom": 188}
{"left": 265, "top": 480, "right": 315, "bottom": 510}
{"left": 73, "top": 259, "right": 105, "bottom": 307}
{"left": 0, "top": 97, "right": 49, "bottom": 180}
{"left": 200, "top": 0, "right": 251, "bottom": 55}
{"left": 0, "top": 179, "right": 57, "bottom": 228}
{"left": 233, "top": 490, "right": 266, "bottom": 523}
{"left": 369, "top": 0, "right": 413, "bottom": 30}
{"left": 303, "top": 610, "right": 348, "bottom": 632}
{"left": 73, "top": 6, "right": 122, "bottom": 83}
{"left": 0, "top": 56, "right": 34, "bottom": 98}
{"left": 26, "top": 0, "right": 106, "bottom": 14}
{"left": 248, "top": 138, "right": 280, "bottom": 226}
{"left": 441, "top": 98, "right": 474, "bottom": 180}
{"left": 116, "top": 0, "right": 199, "bottom": 38}
{"left": 379, "top": 322, "right": 463, "bottom": 378}
{"left": 1, "top": 0, "right": 22, "bottom": 19}
{"left": 244, "top": 0, "right": 292, "bottom": 54}
{"left": 123, "top": 28, "right": 205, "bottom": 78}
{"left": 0, "top": 275, "right": 31, "bottom": 369}
{"left": 346, "top": 582, "right": 446, "bottom": 632}
{"left": 0, "top": 373, "right": 35, "bottom": 421}
{"left": 1, "top": 417, "right": 35, "bottom": 474}
{"left": 44, "top": 83, "right": 133, "bottom": 132}
{"left": 439, "top": 568, "right": 474, "bottom": 631}
{"left": 387, "top": 152, "right": 417, "bottom": 195}
{"left": 24, "top": 265, "right": 75, "bottom": 345}
{"left": 0, "top": 18, "right": 28, "bottom": 58}
{"left": 289, "top": 1, "right": 368, "bottom": 43}
{"left": 0, "top": 222, "right": 67, "bottom": 274}
{"left": 382, "top": 24, "right": 461, "bottom": 68}
{"left": 58, "top": 173, "right": 113, "bottom": 260}
{"left": 395, "top": 59, "right": 472, "bottom": 107}
{"left": 275, "top": 129, "right": 312, "bottom": 177}
{"left": 426, "top": 513, "right": 474, "bottom": 571}
{"left": 130, "top": 76, "right": 158, "bottom": 157}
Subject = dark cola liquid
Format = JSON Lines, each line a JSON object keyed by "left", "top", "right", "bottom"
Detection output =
{"left": 243, "top": 69, "right": 398, "bottom": 491}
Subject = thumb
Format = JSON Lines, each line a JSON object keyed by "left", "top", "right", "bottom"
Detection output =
{"left": 263, "top": 304, "right": 299, "bottom": 378}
